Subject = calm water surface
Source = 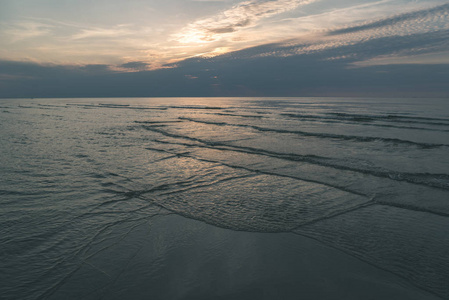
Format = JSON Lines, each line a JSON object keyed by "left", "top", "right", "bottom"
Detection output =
{"left": 1, "top": 97, "right": 449, "bottom": 299}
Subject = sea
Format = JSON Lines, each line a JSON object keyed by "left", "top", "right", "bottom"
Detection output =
{"left": 1, "top": 97, "right": 448, "bottom": 300}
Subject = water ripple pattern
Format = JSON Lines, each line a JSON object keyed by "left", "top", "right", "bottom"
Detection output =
{"left": 1, "top": 97, "right": 448, "bottom": 299}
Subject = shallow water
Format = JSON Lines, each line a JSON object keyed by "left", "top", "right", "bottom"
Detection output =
{"left": 1, "top": 97, "right": 448, "bottom": 299}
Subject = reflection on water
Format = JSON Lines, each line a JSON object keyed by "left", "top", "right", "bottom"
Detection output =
{"left": 1, "top": 97, "right": 448, "bottom": 299}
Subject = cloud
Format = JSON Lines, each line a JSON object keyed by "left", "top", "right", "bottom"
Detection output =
{"left": 0, "top": 18, "right": 166, "bottom": 67}
{"left": 1, "top": 49, "right": 448, "bottom": 98}
{"left": 77, "top": 64, "right": 111, "bottom": 73}
{"left": 71, "top": 25, "right": 134, "bottom": 40}
{"left": 119, "top": 61, "right": 150, "bottom": 69}
{"left": 328, "top": 3, "right": 449, "bottom": 36}
{"left": 1, "top": 21, "right": 54, "bottom": 43}
{"left": 243, "top": 2, "right": 449, "bottom": 65}
{"left": 352, "top": 51, "right": 449, "bottom": 67}
{"left": 2, "top": 0, "right": 446, "bottom": 71}
{"left": 1, "top": 0, "right": 448, "bottom": 97}
{"left": 117, "top": 61, "right": 151, "bottom": 71}
{"left": 173, "top": 0, "right": 316, "bottom": 43}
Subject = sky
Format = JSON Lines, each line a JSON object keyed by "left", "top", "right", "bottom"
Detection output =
{"left": 1, "top": 0, "right": 449, "bottom": 98}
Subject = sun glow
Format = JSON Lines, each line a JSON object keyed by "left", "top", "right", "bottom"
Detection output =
{"left": 173, "top": 24, "right": 226, "bottom": 44}
{"left": 202, "top": 47, "right": 231, "bottom": 57}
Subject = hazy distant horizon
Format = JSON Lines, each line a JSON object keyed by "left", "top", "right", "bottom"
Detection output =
{"left": 2, "top": 95, "right": 449, "bottom": 100}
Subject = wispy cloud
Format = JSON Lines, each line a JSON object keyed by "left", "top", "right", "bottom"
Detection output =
{"left": 71, "top": 25, "right": 134, "bottom": 40}
{"left": 173, "top": 0, "right": 316, "bottom": 43}
{"left": 0, "top": 18, "right": 165, "bottom": 67}
{"left": 249, "top": 3, "right": 449, "bottom": 66}
{"left": 1, "top": 0, "right": 448, "bottom": 71}
{"left": 329, "top": 3, "right": 449, "bottom": 36}
{"left": 1, "top": 21, "right": 54, "bottom": 43}
{"left": 352, "top": 51, "right": 449, "bottom": 67}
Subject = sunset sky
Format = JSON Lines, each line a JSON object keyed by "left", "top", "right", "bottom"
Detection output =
{"left": 1, "top": 0, "right": 449, "bottom": 97}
